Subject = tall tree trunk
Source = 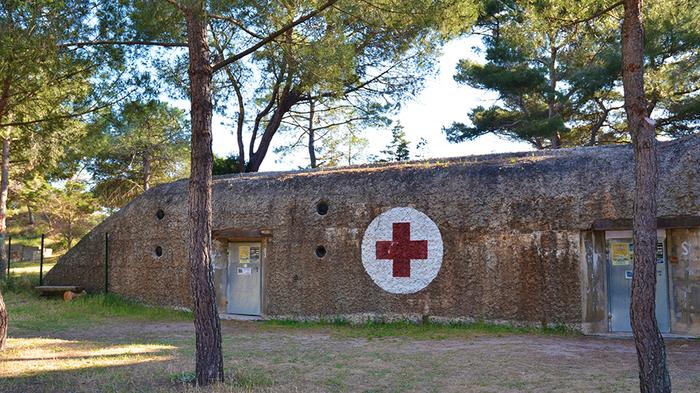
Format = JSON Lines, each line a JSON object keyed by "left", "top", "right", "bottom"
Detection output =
{"left": 0, "top": 136, "right": 9, "bottom": 352}
{"left": 245, "top": 91, "right": 299, "bottom": 172}
{"left": 547, "top": 33, "right": 561, "bottom": 149}
{"left": 308, "top": 100, "right": 317, "bottom": 168}
{"left": 143, "top": 153, "right": 151, "bottom": 191}
{"left": 347, "top": 132, "right": 352, "bottom": 166}
{"left": 621, "top": 1, "right": 672, "bottom": 392}
{"left": 0, "top": 288, "right": 6, "bottom": 351}
{"left": 184, "top": 5, "right": 224, "bottom": 386}
{"left": 27, "top": 204, "right": 35, "bottom": 225}
{"left": 588, "top": 116, "right": 606, "bottom": 146}
{"left": 245, "top": 48, "right": 298, "bottom": 173}
{"left": 232, "top": 80, "right": 246, "bottom": 170}
{"left": 66, "top": 212, "right": 74, "bottom": 249}
{"left": 0, "top": 137, "right": 9, "bottom": 280}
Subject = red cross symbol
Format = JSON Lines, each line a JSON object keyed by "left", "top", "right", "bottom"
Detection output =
{"left": 375, "top": 222, "right": 428, "bottom": 277}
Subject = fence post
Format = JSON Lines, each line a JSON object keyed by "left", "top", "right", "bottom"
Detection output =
{"left": 6, "top": 236, "right": 10, "bottom": 278}
{"left": 39, "top": 234, "right": 45, "bottom": 286}
{"left": 104, "top": 232, "right": 109, "bottom": 294}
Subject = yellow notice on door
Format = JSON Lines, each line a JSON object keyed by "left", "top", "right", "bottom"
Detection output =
{"left": 239, "top": 246, "right": 251, "bottom": 264}
{"left": 611, "top": 242, "right": 631, "bottom": 265}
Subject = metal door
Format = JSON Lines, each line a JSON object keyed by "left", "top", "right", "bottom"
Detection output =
{"left": 227, "top": 242, "right": 262, "bottom": 315}
{"left": 607, "top": 236, "right": 670, "bottom": 333}
{"left": 654, "top": 241, "right": 671, "bottom": 333}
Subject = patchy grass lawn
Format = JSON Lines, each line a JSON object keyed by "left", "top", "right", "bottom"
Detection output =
{"left": 260, "top": 318, "right": 573, "bottom": 340}
{"left": 5, "top": 257, "right": 59, "bottom": 285}
{"left": 2, "top": 266, "right": 700, "bottom": 393}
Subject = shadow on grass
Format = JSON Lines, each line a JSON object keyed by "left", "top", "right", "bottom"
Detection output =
{"left": 0, "top": 337, "right": 183, "bottom": 393}
{"left": 0, "top": 271, "right": 281, "bottom": 392}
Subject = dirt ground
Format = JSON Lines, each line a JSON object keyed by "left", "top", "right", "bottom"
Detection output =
{"left": 2, "top": 317, "right": 700, "bottom": 393}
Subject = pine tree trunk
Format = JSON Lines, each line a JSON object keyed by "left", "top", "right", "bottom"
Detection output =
{"left": 27, "top": 204, "right": 35, "bottom": 225}
{"left": 621, "top": 1, "right": 672, "bottom": 392}
{"left": 0, "top": 78, "right": 9, "bottom": 281}
{"left": 547, "top": 34, "right": 561, "bottom": 149}
{"left": 232, "top": 80, "right": 246, "bottom": 170}
{"left": 143, "top": 154, "right": 151, "bottom": 191}
{"left": 245, "top": 82, "right": 299, "bottom": 172}
{"left": 0, "top": 137, "right": 9, "bottom": 280}
{"left": 308, "top": 100, "right": 317, "bottom": 168}
{"left": 0, "top": 135, "right": 7, "bottom": 351}
{"left": 0, "top": 287, "right": 7, "bottom": 351}
{"left": 184, "top": 5, "right": 224, "bottom": 386}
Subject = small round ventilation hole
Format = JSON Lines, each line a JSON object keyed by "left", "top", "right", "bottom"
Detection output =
{"left": 156, "top": 209, "right": 165, "bottom": 220}
{"left": 155, "top": 246, "right": 163, "bottom": 257}
{"left": 315, "top": 246, "right": 327, "bottom": 258}
{"left": 316, "top": 200, "right": 329, "bottom": 216}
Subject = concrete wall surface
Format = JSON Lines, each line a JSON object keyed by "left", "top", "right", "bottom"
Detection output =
{"left": 45, "top": 136, "right": 700, "bottom": 332}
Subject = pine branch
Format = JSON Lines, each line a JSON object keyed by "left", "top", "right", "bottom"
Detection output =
{"left": 211, "top": 0, "right": 339, "bottom": 73}
{"left": 209, "top": 13, "right": 264, "bottom": 39}
{"left": 0, "top": 90, "right": 133, "bottom": 128}
{"left": 58, "top": 40, "right": 188, "bottom": 48}
{"left": 550, "top": 1, "right": 624, "bottom": 27}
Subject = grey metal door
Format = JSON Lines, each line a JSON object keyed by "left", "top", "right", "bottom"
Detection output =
{"left": 654, "top": 241, "right": 671, "bottom": 333}
{"left": 227, "top": 242, "right": 262, "bottom": 315}
{"left": 607, "top": 238, "right": 670, "bottom": 333}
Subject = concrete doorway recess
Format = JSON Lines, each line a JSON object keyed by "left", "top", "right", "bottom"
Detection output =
{"left": 226, "top": 242, "right": 262, "bottom": 316}
{"left": 606, "top": 230, "right": 670, "bottom": 333}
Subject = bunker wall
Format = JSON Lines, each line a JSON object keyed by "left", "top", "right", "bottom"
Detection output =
{"left": 45, "top": 136, "right": 700, "bottom": 329}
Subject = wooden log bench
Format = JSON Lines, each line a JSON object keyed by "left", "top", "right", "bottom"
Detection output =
{"left": 35, "top": 286, "right": 85, "bottom": 301}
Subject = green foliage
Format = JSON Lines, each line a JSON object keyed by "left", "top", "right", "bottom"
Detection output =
{"left": 644, "top": 0, "right": 700, "bottom": 137}
{"left": 0, "top": 1, "right": 98, "bottom": 124}
{"left": 378, "top": 124, "right": 413, "bottom": 162}
{"left": 274, "top": 98, "right": 379, "bottom": 168}
{"left": 41, "top": 181, "right": 102, "bottom": 249}
{"left": 212, "top": 154, "right": 244, "bottom": 176}
{"left": 86, "top": 99, "right": 190, "bottom": 208}
{"left": 199, "top": 0, "right": 451, "bottom": 171}
{"left": 10, "top": 175, "right": 52, "bottom": 233}
{"left": 445, "top": 0, "right": 621, "bottom": 148}
{"left": 0, "top": 1, "right": 130, "bottom": 261}
{"left": 445, "top": 0, "right": 700, "bottom": 148}
{"left": 314, "top": 125, "right": 371, "bottom": 167}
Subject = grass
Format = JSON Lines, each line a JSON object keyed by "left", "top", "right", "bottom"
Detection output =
{"left": 6, "top": 291, "right": 192, "bottom": 333}
{"left": 2, "top": 261, "right": 192, "bottom": 334}
{"left": 1, "top": 263, "right": 196, "bottom": 392}
{"left": 5, "top": 257, "right": 59, "bottom": 283}
{"left": 4, "top": 260, "right": 573, "bottom": 339}
{"left": 261, "top": 318, "right": 577, "bottom": 340}
{"left": 6, "top": 235, "right": 60, "bottom": 249}
{"left": 3, "top": 260, "right": 699, "bottom": 392}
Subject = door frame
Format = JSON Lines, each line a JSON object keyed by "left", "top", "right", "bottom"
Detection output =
{"left": 604, "top": 229, "right": 671, "bottom": 333}
{"left": 223, "top": 238, "right": 267, "bottom": 316}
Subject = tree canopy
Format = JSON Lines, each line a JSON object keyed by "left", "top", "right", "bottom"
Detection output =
{"left": 444, "top": 0, "right": 700, "bottom": 149}
{"left": 149, "top": 0, "right": 455, "bottom": 172}
{"left": 86, "top": 99, "right": 190, "bottom": 208}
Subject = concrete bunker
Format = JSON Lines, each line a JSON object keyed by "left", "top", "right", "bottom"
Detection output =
{"left": 44, "top": 135, "right": 700, "bottom": 335}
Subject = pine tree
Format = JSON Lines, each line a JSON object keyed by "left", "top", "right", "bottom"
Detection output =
{"left": 445, "top": 0, "right": 700, "bottom": 149}
{"left": 87, "top": 99, "right": 190, "bottom": 208}
{"left": 379, "top": 124, "right": 412, "bottom": 162}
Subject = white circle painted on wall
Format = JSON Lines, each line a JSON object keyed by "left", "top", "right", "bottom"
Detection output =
{"left": 361, "top": 207, "right": 444, "bottom": 294}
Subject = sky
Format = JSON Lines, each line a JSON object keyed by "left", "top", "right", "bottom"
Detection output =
{"left": 206, "top": 36, "right": 534, "bottom": 172}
